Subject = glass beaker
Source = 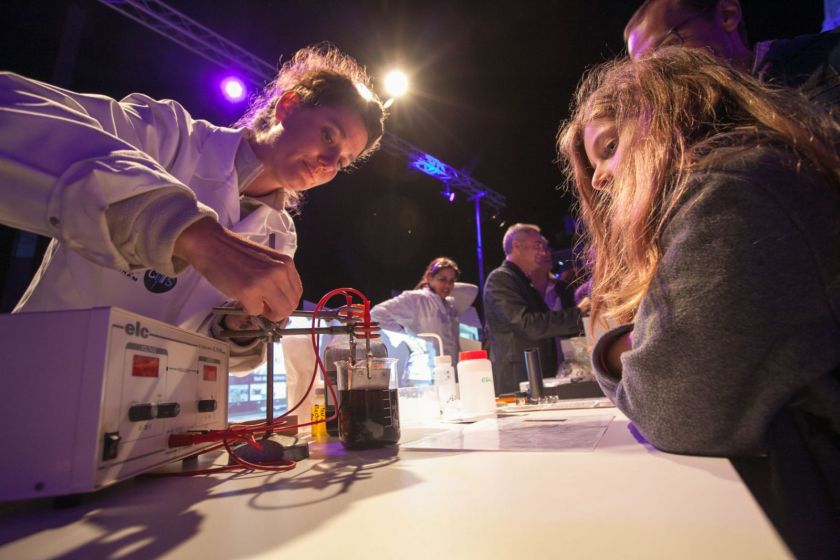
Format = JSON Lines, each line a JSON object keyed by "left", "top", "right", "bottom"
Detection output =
{"left": 324, "top": 334, "right": 387, "bottom": 436}
{"left": 335, "top": 357, "right": 400, "bottom": 449}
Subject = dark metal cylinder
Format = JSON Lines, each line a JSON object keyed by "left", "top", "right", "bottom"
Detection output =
{"left": 524, "top": 347, "right": 544, "bottom": 400}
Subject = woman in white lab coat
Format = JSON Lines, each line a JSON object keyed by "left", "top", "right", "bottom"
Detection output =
{"left": 0, "top": 44, "right": 386, "bottom": 370}
{"left": 371, "top": 257, "right": 477, "bottom": 365}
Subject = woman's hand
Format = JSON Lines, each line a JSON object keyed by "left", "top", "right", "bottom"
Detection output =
{"left": 174, "top": 217, "right": 302, "bottom": 321}
{"left": 223, "top": 313, "right": 260, "bottom": 332}
{"left": 577, "top": 296, "right": 592, "bottom": 315}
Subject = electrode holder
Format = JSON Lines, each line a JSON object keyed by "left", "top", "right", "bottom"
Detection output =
{"left": 212, "top": 306, "right": 380, "bottom": 463}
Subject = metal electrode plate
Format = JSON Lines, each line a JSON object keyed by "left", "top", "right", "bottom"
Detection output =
{"left": 336, "top": 359, "right": 396, "bottom": 390}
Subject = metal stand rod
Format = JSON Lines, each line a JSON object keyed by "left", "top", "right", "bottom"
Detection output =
{"left": 219, "top": 325, "right": 353, "bottom": 339}
{"left": 214, "top": 307, "right": 344, "bottom": 321}
{"left": 265, "top": 333, "right": 275, "bottom": 435}
{"left": 213, "top": 300, "right": 379, "bottom": 437}
{"left": 265, "top": 232, "right": 277, "bottom": 435}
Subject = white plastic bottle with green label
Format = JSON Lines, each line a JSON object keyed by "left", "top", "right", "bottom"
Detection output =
{"left": 457, "top": 350, "right": 496, "bottom": 416}
{"left": 433, "top": 355, "right": 458, "bottom": 416}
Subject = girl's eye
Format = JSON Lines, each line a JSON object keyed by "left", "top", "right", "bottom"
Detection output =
{"left": 322, "top": 128, "right": 334, "bottom": 144}
{"left": 604, "top": 139, "right": 617, "bottom": 156}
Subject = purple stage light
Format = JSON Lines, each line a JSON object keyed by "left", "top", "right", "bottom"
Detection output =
{"left": 441, "top": 186, "right": 456, "bottom": 203}
{"left": 220, "top": 77, "right": 246, "bottom": 102}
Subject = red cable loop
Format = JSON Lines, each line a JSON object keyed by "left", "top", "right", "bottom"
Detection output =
{"left": 165, "top": 287, "right": 374, "bottom": 474}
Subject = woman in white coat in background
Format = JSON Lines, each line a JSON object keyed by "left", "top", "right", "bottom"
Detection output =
{"left": 371, "top": 257, "right": 477, "bottom": 366}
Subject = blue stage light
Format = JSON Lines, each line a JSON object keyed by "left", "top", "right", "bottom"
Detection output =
{"left": 409, "top": 153, "right": 453, "bottom": 181}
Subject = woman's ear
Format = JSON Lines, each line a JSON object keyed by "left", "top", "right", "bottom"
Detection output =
{"left": 274, "top": 91, "right": 302, "bottom": 124}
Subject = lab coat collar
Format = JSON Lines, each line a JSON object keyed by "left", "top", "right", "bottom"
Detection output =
{"left": 234, "top": 132, "right": 289, "bottom": 212}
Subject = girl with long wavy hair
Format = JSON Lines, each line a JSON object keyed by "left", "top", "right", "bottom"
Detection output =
{"left": 557, "top": 47, "right": 839, "bottom": 557}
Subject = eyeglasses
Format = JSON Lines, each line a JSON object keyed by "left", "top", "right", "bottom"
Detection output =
{"left": 521, "top": 241, "right": 550, "bottom": 253}
{"left": 652, "top": 3, "right": 715, "bottom": 51}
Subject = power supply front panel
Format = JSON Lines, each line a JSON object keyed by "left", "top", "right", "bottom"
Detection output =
{"left": 0, "top": 307, "right": 229, "bottom": 501}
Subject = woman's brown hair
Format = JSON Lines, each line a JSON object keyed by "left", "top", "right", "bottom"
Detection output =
{"left": 416, "top": 257, "right": 461, "bottom": 291}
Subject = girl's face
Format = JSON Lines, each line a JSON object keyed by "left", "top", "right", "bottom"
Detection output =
{"left": 428, "top": 267, "right": 457, "bottom": 298}
{"left": 582, "top": 117, "right": 625, "bottom": 191}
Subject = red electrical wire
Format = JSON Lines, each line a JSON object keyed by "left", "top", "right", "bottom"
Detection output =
{"left": 160, "top": 288, "right": 376, "bottom": 476}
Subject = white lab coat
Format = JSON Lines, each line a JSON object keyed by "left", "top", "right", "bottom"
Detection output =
{"left": 370, "top": 284, "right": 477, "bottom": 363}
{"left": 0, "top": 72, "right": 296, "bottom": 367}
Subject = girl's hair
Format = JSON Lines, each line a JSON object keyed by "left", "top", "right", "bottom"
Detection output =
{"left": 235, "top": 43, "right": 386, "bottom": 209}
{"left": 556, "top": 47, "right": 840, "bottom": 326}
{"left": 416, "top": 257, "right": 461, "bottom": 290}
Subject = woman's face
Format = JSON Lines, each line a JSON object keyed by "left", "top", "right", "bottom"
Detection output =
{"left": 428, "top": 267, "right": 457, "bottom": 298}
{"left": 582, "top": 117, "right": 625, "bottom": 191}
{"left": 248, "top": 101, "right": 369, "bottom": 196}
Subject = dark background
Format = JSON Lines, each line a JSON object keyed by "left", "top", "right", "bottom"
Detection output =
{"left": 0, "top": 0, "right": 826, "bottom": 312}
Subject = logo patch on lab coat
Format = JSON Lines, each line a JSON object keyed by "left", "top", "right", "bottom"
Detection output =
{"left": 144, "top": 270, "right": 177, "bottom": 293}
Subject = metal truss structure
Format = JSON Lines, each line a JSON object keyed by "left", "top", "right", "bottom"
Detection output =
{"left": 95, "top": 0, "right": 505, "bottom": 209}
{"left": 98, "top": 0, "right": 275, "bottom": 87}
{"left": 96, "top": 0, "right": 506, "bottom": 286}
{"left": 381, "top": 133, "right": 505, "bottom": 212}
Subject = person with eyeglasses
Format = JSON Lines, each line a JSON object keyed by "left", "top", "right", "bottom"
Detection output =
{"left": 482, "top": 224, "right": 583, "bottom": 395}
{"left": 624, "top": 0, "right": 840, "bottom": 110}
{"left": 370, "top": 257, "right": 478, "bottom": 368}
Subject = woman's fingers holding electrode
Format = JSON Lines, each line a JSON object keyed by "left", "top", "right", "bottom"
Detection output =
{"left": 219, "top": 250, "right": 301, "bottom": 321}
{"left": 173, "top": 218, "right": 302, "bottom": 321}
{"left": 253, "top": 254, "right": 302, "bottom": 321}
{"left": 222, "top": 313, "right": 257, "bottom": 331}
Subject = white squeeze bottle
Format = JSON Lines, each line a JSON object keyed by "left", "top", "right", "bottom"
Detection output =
{"left": 433, "top": 355, "right": 458, "bottom": 416}
{"left": 457, "top": 350, "right": 496, "bottom": 416}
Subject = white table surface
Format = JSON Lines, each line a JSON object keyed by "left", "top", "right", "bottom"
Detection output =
{"left": 0, "top": 408, "right": 791, "bottom": 560}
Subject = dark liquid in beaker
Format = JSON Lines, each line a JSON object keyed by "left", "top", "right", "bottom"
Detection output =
{"left": 324, "top": 369, "right": 339, "bottom": 436}
{"left": 338, "top": 388, "right": 400, "bottom": 449}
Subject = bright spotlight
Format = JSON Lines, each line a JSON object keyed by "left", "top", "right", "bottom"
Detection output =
{"left": 220, "top": 76, "right": 246, "bottom": 102}
{"left": 384, "top": 70, "right": 409, "bottom": 98}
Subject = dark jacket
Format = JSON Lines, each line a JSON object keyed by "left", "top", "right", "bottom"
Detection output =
{"left": 754, "top": 29, "right": 840, "bottom": 111}
{"left": 482, "top": 260, "right": 582, "bottom": 394}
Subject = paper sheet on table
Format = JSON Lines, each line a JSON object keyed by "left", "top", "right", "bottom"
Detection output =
{"left": 402, "top": 414, "right": 614, "bottom": 452}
